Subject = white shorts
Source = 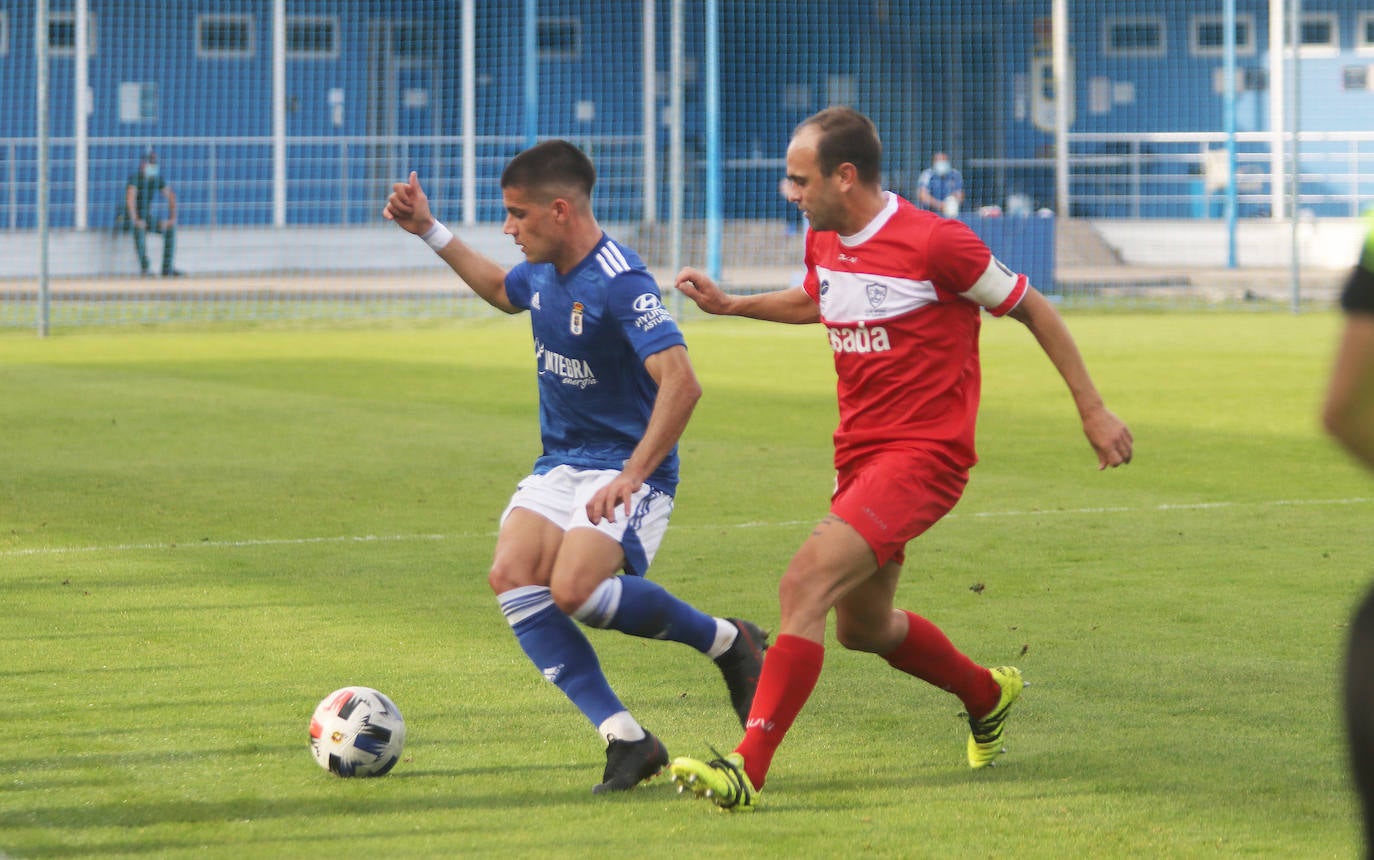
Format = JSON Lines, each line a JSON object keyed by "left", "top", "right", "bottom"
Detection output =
{"left": 500, "top": 464, "right": 675, "bottom": 577}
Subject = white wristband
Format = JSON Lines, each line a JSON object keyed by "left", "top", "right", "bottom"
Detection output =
{"left": 421, "top": 220, "right": 453, "bottom": 252}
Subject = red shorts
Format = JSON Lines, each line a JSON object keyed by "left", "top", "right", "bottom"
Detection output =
{"left": 830, "top": 446, "right": 969, "bottom": 567}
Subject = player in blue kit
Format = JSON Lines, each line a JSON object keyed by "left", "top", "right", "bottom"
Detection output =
{"left": 383, "top": 139, "right": 768, "bottom": 794}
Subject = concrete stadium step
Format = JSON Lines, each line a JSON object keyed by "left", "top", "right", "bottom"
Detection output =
{"left": 1057, "top": 218, "right": 1123, "bottom": 268}
{"left": 623, "top": 221, "right": 804, "bottom": 271}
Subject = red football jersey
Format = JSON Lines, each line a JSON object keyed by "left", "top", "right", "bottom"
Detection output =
{"left": 801, "top": 193, "right": 1028, "bottom": 470}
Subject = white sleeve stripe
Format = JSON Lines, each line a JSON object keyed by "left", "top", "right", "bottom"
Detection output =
{"left": 960, "top": 255, "right": 1020, "bottom": 310}
{"left": 604, "top": 242, "right": 631, "bottom": 271}
{"left": 596, "top": 245, "right": 630, "bottom": 278}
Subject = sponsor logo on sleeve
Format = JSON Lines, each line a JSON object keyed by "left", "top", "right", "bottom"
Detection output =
{"left": 631, "top": 292, "right": 672, "bottom": 332}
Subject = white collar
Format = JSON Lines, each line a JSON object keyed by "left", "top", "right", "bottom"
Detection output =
{"left": 839, "top": 191, "right": 897, "bottom": 247}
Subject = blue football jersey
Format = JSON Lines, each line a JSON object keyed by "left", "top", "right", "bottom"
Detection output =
{"left": 504, "top": 235, "right": 687, "bottom": 494}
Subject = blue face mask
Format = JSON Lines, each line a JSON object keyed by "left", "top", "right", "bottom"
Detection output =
{"left": 144, "top": 164, "right": 160, "bottom": 179}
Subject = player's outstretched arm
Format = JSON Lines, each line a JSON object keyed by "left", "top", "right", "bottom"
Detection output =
{"left": 1324, "top": 314, "right": 1374, "bottom": 470}
{"left": 675, "top": 267, "right": 819, "bottom": 324}
{"left": 585, "top": 344, "right": 702, "bottom": 524}
{"left": 384, "top": 171, "right": 517, "bottom": 314}
{"left": 1007, "top": 286, "right": 1134, "bottom": 470}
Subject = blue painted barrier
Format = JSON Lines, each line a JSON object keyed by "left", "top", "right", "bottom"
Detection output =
{"left": 962, "top": 214, "right": 1057, "bottom": 295}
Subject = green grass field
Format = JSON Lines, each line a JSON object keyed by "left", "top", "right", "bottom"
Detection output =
{"left": 4, "top": 311, "right": 1372, "bottom": 858}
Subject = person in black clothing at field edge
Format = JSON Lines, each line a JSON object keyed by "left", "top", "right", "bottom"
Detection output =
{"left": 1325, "top": 212, "right": 1374, "bottom": 858}
{"left": 126, "top": 150, "right": 184, "bottom": 277}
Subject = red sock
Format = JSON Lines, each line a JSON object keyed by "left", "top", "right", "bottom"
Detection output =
{"left": 884, "top": 610, "right": 999, "bottom": 718}
{"left": 734, "top": 634, "right": 824, "bottom": 789}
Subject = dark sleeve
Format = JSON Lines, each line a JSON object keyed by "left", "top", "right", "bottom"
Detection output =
{"left": 1342, "top": 265, "right": 1374, "bottom": 316}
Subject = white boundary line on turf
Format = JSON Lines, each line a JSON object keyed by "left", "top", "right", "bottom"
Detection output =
{"left": 0, "top": 533, "right": 450, "bottom": 557}
{"left": 966, "top": 495, "right": 1374, "bottom": 517}
{"left": 2, "top": 496, "right": 1369, "bottom": 558}
{"left": 715, "top": 495, "right": 1374, "bottom": 528}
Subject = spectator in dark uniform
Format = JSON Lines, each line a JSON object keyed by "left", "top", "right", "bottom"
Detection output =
{"left": 125, "top": 151, "right": 183, "bottom": 277}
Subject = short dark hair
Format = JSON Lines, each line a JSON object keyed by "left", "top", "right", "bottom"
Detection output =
{"left": 795, "top": 106, "right": 882, "bottom": 185}
{"left": 500, "top": 139, "right": 596, "bottom": 202}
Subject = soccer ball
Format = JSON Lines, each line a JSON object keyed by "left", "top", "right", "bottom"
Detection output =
{"left": 308, "top": 686, "right": 406, "bottom": 777}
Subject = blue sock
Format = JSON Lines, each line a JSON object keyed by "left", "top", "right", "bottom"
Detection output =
{"left": 498, "top": 585, "right": 625, "bottom": 728}
{"left": 573, "top": 576, "right": 718, "bottom": 654}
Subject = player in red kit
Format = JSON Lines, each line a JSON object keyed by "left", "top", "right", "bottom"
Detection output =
{"left": 669, "top": 106, "right": 1133, "bottom": 810}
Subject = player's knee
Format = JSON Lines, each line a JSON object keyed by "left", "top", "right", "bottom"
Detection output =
{"left": 778, "top": 567, "right": 833, "bottom": 626}
{"left": 488, "top": 559, "right": 536, "bottom": 595}
{"left": 549, "top": 583, "right": 583, "bottom": 615}
{"left": 778, "top": 565, "right": 811, "bottom": 601}
{"left": 546, "top": 576, "right": 596, "bottom": 615}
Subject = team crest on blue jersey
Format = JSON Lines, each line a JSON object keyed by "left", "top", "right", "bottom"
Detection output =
{"left": 570, "top": 301, "right": 584, "bottom": 335}
{"left": 531, "top": 291, "right": 541, "bottom": 311}
{"left": 865, "top": 282, "right": 888, "bottom": 309}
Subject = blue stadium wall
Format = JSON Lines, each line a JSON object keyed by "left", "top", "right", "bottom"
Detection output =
{"left": 0, "top": 0, "right": 1370, "bottom": 227}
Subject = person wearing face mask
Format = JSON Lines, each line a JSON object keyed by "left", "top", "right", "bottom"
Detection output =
{"left": 125, "top": 150, "right": 184, "bottom": 277}
{"left": 917, "top": 151, "right": 965, "bottom": 217}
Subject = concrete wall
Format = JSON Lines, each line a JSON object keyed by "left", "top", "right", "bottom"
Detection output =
{"left": 0, "top": 216, "right": 1359, "bottom": 283}
{"left": 0, "top": 225, "right": 524, "bottom": 280}
{"left": 1090, "top": 217, "right": 1365, "bottom": 269}
{"left": 0, "top": 220, "right": 802, "bottom": 280}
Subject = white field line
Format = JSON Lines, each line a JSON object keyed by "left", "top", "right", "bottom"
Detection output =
{"left": 2, "top": 496, "right": 1369, "bottom": 558}
{"left": 0, "top": 533, "right": 451, "bottom": 558}
{"left": 719, "top": 495, "right": 1373, "bottom": 528}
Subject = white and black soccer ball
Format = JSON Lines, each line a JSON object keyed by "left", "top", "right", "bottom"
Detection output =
{"left": 308, "top": 686, "right": 406, "bottom": 777}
